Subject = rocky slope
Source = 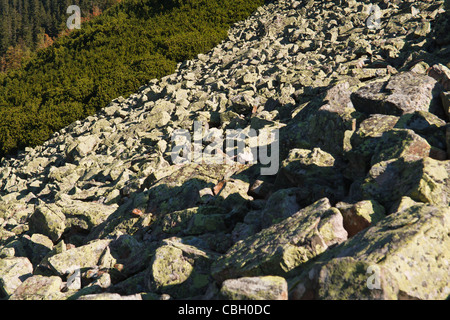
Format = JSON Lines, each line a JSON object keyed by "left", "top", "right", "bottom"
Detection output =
{"left": 0, "top": 0, "right": 449, "bottom": 300}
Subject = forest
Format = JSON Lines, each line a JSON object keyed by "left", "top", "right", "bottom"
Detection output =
{"left": 0, "top": 0, "right": 120, "bottom": 72}
{"left": 0, "top": 0, "right": 265, "bottom": 157}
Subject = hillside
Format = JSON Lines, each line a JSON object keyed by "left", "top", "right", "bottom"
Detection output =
{"left": 0, "top": 0, "right": 449, "bottom": 301}
{"left": 0, "top": 0, "right": 265, "bottom": 156}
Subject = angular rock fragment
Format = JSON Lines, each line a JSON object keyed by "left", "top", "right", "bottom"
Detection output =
{"left": 9, "top": 275, "right": 64, "bottom": 300}
{"left": 361, "top": 157, "right": 450, "bottom": 208}
{"left": 336, "top": 200, "right": 385, "bottom": 237}
{"left": 275, "top": 148, "right": 346, "bottom": 205}
{"left": 289, "top": 204, "right": 450, "bottom": 300}
{"left": 427, "top": 64, "right": 450, "bottom": 91}
{"left": 145, "top": 238, "right": 219, "bottom": 299}
{"left": 351, "top": 72, "right": 444, "bottom": 117}
{"left": 394, "top": 111, "right": 447, "bottom": 150}
{"left": 260, "top": 188, "right": 300, "bottom": 228}
{"left": 46, "top": 239, "right": 112, "bottom": 276}
{"left": 371, "top": 129, "right": 431, "bottom": 165}
{"left": 28, "top": 204, "right": 66, "bottom": 242}
{"left": 0, "top": 257, "right": 33, "bottom": 297}
{"left": 58, "top": 198, "right": 118, "bottom": 232}
{"left": 220, "top": 276, "right": 288, "bottom": 300}
{"left": 65, "top": 134, "right": 101, "bottom": 162}
{"left": 212, "top": 198, "right": 347, "bottom": 283}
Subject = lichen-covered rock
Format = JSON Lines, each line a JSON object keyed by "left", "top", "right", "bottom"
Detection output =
{"left": 427, "top": 64, "right": 450, "bottom": 91}
{"left": 0, "top": 0, "right": 449, "bottom": 301}
{"left": 346, "top": 114, "right": 400, "bottom": 179}
{"left": 212, "top": 198, "right": 347, "bottom": 283}
{"left": 260, "top": 188, "right": 300, "bottom": 228}
{"left": 46, "top": 239, "right": 112, "bottom": 276}
{"left": 149, "top": 206, "right": 228, "bottom": 240}
{"left": 65, "top": 134, "right": 101, "bottom": 162}
{"left": 220, "top": 276, "right": 288, "bottom": 300}
{"left": 371, "top": 129, "right": 431, "bottom": 165}
{"left": 351, "top": 72, "right": 444, "bottom": 117}
{"left": 145, "top": 238, "right": 219, "bottom": 299}
{"left": 306, "top": 82, "right": 358, "bottom": 156}
{"left": 0, "top": 257, "right": 33, "bottom": 297}
{"left": 146, "top": 163, "right": 245, "bottom": 215}
{"left": 336, "top": 200, "right": 385, "bottom": 237}
{"left": 289, "top": 203, "right": 450, "bottom": 300}
{"left": 26, "top": 233, "right": 54, "bottom": 265}
{"left": 58, "top": 198, "right": 118, "bottom": 232}
{"left": 394, "top": 111, "right": 447, "bottom": 150}
{"left": 77, "top": 293, "right": 142, "bottom": 300}
{"left": 275, "top": 148, "right": 346, "bottom": 205}
{"left": 388, "top": 196, "right": 420, "bottom": 215}
{"left": 9, "top": 275, "right": 64, "bottom": 300}
{"left": 361, "top": 157, "right": 450, "bottom": 207}
{"left": 28, "top": 204, "right": 66, "bottom": 242}
{"left": 442, "top": 91, "right": 450, "bottom": 119}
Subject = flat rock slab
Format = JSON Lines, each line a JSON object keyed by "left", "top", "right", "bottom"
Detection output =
{"left": 220, "top": 276, "right": 288, "bottom": 300}
{"left": 46, "top": 239, "right": 112, "bottom": 275}
{"left": 351, "top": 72, "right": 444, "bottom": 117}
{"left": 9, "top": 275, "right": 63, "bottom": 300}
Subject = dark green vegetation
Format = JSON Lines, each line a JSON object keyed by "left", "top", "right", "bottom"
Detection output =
{"left": 0, "top": 0, "right": 265, "bottom": 156}
{"left": 0, "top": 0, "right": 119, "bottom": 71}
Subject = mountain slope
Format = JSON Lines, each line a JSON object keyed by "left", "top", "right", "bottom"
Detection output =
{"left": 0, "top": 0, "right": 449, "bottom": 301}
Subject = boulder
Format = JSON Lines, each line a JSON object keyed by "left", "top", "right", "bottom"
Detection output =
{"left": 65, "top": 134, "right": 101, "bottom": 162}
{"left": 26, "top": 233, "right": 54, "bottom": 266}
{"left": 146, "top": 163, "right": 244, "bottom": 216}
{"left": 427, "top": 64, "right": 450, "bottom": 91}
{"left": 46, "top": 239, "right": 112, "bottom": 276}
{"left": 370, "top": 129, "right": 431, "bottom": 165}
{"left": 346, "top": 114, "right": 400, "bottom": 179}
{"left": 0, "top": 257, "right": 33, "bottom": 297}
{"left": 289, "top": 203, "right": 450, "bottom": 300}
{"left": 28, "top": 204, "right": 66, "bottom": 242}
{"left": 336, "top": 200, "right": 385, "bottom": 237}
{"left": 361, "top": 157, "right": 450, "bottom": 208}
{"left": 260, "top": 188, "right": 300, "bottom": 228}
{"left": 351, "top": 72, "right": 444, "bottom": 117}
{"left": 212, "top": 198, "right": 347, "bottom": 282}
{"left": 9, "top": 275, "right": 64, "bottom": 300}
{"left": 155, "top": 206, "right": 228, "bottom": 237}
{"left": 275, "top": 148, "right": 346, "bottom": 205}
{"left": 58, "top": 198, "right": 118, "bottom": 232}
{"left": 220, "top": 276, "right": 288, "bottom": 300}
{"left": 145, "top": 238, "right": 219, "bottom": 299}
{"left": 394, "top": 111, "right": 447, "bottom": 150}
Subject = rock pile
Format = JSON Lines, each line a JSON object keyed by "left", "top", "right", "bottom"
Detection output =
{"left": 0, "top": 0, "right": 449, "bottom": 300}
